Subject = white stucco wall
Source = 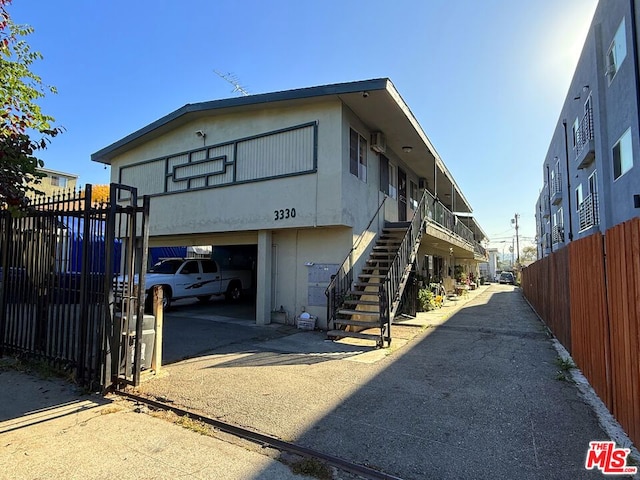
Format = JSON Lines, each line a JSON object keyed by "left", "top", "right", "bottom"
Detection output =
{"left": 110, "top": 101, "right": 344, "bottom": 236}
{"left": 271, "top": 226, "right": 351, "bottom": 329}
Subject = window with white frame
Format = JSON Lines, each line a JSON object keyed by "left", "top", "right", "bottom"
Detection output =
{"left": 388, "top": 162, "right": 397, "bottom": 199}
{"left": 50, "top": 175, "right": 67, "bottom": 187}
{"left": 409, "top": 181, "right": 418, "bottom": 210}
{"left": 575, "top": 183, "right": 583, "bottom": 211}
{"left": 572, "top": 117, "right": 579, "bottom": 147}
{"left": 349, "top": 128, "right": 367, "bottom": 182}
{"left": 612, "top": 128, "right": 633, "bottom": 180}
{"left": 588, "top": 171, "right": 598, "bottom": 195}
{"left": 606, "top": 18, "right": 627, "bottom": 83}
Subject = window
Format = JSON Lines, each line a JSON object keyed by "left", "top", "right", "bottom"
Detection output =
{"left": 409, "top": 181, "right": 418, "bottom": 210}
{"left": 349, "top": 128, "right": 367, "bottom": 182}
{"left": 179, "top": 261, "right": 199, "bottom": 275}
{"left": 201, "top": 260, "right": 218, "bottom": 273}
{"left": 606, "top": 18, "right": 627, "bottom": 83}
{"left": 556, "top": 207, "right": 563, "bottom": 226}
{"left": 379, "top": 155, "right": 389, "bottom": 194}
{"left": 572, "top": 118, "right": 579, "bottom": 147}
{"left": 575, "top": 184, "right": 583, "bottom": 210}
{"left": 588, "top": 171, "right": 597, "bottom": 195}
{"left": 50, "top": 175, "right": 67, "bottom": 187}
{"left": 388, "top": 163, "right": 397, "bottom": 199}
{"left": 612, "top": 128, "right": 633, "bottom": 179}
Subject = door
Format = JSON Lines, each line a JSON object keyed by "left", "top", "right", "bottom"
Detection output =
{"left": 174, "top": 260, "right": 202, "bottom": 298}
{"left": 200, "top": 259, "right": 222, "bottom": 295}
{"left": 398, "top": 168, "right": 407, "bottom": 222}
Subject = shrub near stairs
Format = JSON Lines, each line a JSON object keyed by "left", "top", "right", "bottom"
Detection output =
{"left": 418, "top": 288, "right": 436, "bottom": 311}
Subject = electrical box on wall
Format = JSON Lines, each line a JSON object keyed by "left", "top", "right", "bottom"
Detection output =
{"left": 370, "top": 132, "right": 386, "bottom": 153}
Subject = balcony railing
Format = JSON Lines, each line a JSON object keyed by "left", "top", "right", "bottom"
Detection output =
{"left": 422, "top": 190, "right": 475, "bottom": 246}
{"left": 578, "top": 192, "right": 599, "bottom": 231}
{"left": 552, "top": 224, "right": 565, "bottom": 245}
{"left": 575, "top": 107, "right": 594, "bottom": 155}
{"left": 575, "top": 106, "right": 595, "bottom": 169}
{"left": 474, "top": 243, "right": 487, "bottom": 259}
{"left": 551, "top": 173, "right": 563, "bottom": 205}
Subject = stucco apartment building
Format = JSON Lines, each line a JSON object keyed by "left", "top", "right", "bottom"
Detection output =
{"left": 92, "top": 78, "right": 487, "bottom": 339}
{"left": 536, "top": 0, "right": 640, "bottom": 257}
{"left": 28, "top": 167, "right": 78, "bottom": 199}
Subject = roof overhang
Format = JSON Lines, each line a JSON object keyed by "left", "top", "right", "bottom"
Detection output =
{"left": 91, "top": 78, "right": 473, "bottom": 212}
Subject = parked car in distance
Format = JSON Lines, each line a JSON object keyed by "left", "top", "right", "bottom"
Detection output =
{"left": 499, "top": 271, "right": 515, "bottom": 285}
{"left": 141, "top": 258, "right": 252, "bottom": 311}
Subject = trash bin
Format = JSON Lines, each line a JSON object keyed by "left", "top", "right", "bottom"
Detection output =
{"left": 118, "top": 313, "right": 155, "bottom": 372}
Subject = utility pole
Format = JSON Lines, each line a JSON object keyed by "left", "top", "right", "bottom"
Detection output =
{"left": 511, "top": 213, "right": 520, "bottom": 265}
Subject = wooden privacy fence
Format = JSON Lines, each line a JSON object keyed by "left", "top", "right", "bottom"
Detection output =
{"left": 522, "top": 217, "right": 640, "bottom": 448}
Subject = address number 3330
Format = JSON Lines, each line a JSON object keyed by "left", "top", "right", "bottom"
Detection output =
{"left": 274, "top": 208, "right": 296, "bottom": 221}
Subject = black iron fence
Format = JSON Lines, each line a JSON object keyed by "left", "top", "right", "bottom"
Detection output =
{"left": 0, "top": 184, "right": 149, "bottom": 391}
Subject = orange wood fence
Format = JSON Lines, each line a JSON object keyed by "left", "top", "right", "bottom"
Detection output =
{"left": 522, "top": 217, "right": 640, "bottom": 448}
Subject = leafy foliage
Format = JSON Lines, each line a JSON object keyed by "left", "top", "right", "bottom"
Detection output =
{"left": 87, "top": 184, "right": 110, "bottom": 203}
{"left": 0, "top": 0, "right": 61, "bottom": 213}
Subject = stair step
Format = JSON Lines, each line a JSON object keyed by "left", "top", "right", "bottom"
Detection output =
{"left": 366, "top": 258, "right": 393, "bottom": 264}
{"left": 353, "top": 282, "right": 382, "bottom": 288}
{"left": 377, "top": 238, "right": 402, "bottom": 244}
{"left": 327, "top": 330, "right": 383, "bottom": 342}
{"left": 347, "top": 290, "right": 380, "bottom": 296}
{"left": 358, "top": 274, "right": 387, "bottom": 279}
{"left": 373, "top": 245, "right": 398, "bottom": 251}
{"left": 361, "top": 268, "right": 390, "bottom": 274}
{"left": 384, "top": 222, "right": 410, "bottom": 229}
{"left": 338, "top": 309, "right": 380, "bottom": 317}
{"left": 334, "top": 319, "right": 380, "bottom": 328}
{"left": 370, "top": 252, "right": 396, "bottom": 257}
{"left": 342, "top": 299, "right": 379, "bottom": 306}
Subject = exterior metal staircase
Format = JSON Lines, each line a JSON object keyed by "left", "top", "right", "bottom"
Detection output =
{"left": 327, "top": 224, "right": 410, "bottom": 347}
{"left": 326, "top": 190, "right": 431, "bottom": 347}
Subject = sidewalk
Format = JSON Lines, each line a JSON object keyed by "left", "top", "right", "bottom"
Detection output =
{"left": 2, "top": 284, "right": 638, "bottom": 479}
{"left": 0, "top": 365, "right": 327, "bottom": 480}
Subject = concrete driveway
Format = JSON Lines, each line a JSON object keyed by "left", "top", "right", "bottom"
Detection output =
{"left": 137, "top": 284, "right": 629, "bottom": 480}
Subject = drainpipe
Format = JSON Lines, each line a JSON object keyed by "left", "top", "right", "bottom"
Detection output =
{"left": 546, "top": 164, "right": 554, "bottom": 254}
{"left": 562, "top": 120, "right": 574, "bottom": 241}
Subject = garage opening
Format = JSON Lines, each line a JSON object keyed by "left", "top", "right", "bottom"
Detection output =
{"left": 147, "top": 244, "right": 258, "bottom": 364}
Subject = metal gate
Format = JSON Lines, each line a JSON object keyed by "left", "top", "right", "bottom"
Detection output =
{"left": 0, "top": 183, "right": 150, "bottom": 391}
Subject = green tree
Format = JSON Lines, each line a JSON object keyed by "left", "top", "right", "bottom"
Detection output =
{"left": 521, "top": 245, "right": 537, "bottom": 263}
{"left": 0, "top": 0, "right": 61, "bottom": 213}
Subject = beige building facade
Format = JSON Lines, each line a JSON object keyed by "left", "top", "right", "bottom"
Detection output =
{"left": 92, "top": 79, "right": 487, "bottom": 329}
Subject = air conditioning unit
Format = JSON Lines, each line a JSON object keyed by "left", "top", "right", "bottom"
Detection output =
{"left": 370, "top": 132, "right": 386, "bottom": 153}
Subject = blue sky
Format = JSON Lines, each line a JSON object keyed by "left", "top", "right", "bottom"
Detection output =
{"left": 9, "top": 0, "right": 598, "bottom": 251}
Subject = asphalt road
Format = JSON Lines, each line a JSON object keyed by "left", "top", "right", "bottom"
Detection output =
{"left": 138, "top": 284, "right": 627, "bottom": 480}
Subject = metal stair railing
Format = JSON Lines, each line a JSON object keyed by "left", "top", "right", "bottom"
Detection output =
{"left": 378, "top": 189, "right": 430, "bottom": 346}
{"left": 325, "top": 196, "right": 387, "bottom": 330}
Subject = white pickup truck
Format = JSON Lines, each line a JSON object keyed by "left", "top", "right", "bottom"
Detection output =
{"left": 142, "top": 258, "right": 252, "bottom": 311}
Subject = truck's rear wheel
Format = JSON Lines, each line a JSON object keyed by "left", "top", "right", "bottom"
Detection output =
{"left": 225, "top": 282, "right": 242, "bottom": 302}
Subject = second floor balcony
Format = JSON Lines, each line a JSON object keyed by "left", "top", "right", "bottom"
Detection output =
{"left": 421, "top": 190, "right": 477, "bottom": 252}
{"left": 551, "top": 173, "right": 563, "bottom": 205}
{"left": 575, "top": 106, "right": 595, "bottom": 169}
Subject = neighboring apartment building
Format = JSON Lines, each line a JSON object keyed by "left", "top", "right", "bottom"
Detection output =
{"left": 92, "top": 78, "right": 487, "bottom": 341}
{"left": 29, "top": 167, "right": 78, "bottom": 198}
{"left": 536, "top": 0, "right": 640, "bottom": 257}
